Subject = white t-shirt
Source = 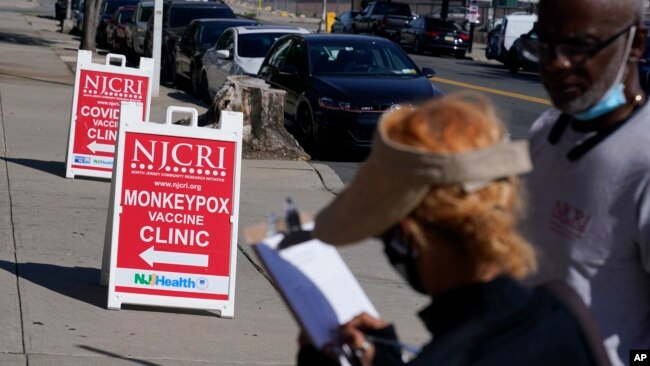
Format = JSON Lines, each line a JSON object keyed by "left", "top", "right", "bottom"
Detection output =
{"left": 522, "top": 104, "right": 650, "bottom": 365}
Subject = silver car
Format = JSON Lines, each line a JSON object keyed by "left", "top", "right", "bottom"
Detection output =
{"left": 125, "top": 1, "right": 153, "bottom": 56}
{"left": 201, "top": 25, "right": 310, "bottom": 100}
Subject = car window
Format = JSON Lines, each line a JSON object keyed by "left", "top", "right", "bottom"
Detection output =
{"left": 104, "top": 0, "right": 137, "bottom": 15}
{"left": 238, "top": 33, "right": 296, "bottom": 58}
{"left": 216, "top": 29, "right": 234, "bottom": 51}
{"left": 374, "top": 2, "right": 411, "bottom": 16}
{"left": 184, "top": 22, "right": 196, "bottom": 42}
{"left": 198, "top": 22, "right": 255, "bottom": 46}
{"left": 267, "top": 38, "right": 293, "bottom": 69}
{"left": 119, "top": 9, "right": 133, "bottom": 23}
{"left": 169, "top": 7, "right": 235, "bottom": 28}
{"left": 309, "top": 41, "right": 419, "bottom": 76}
{"left": 139, "top": 6, "right": 153, "bottom": 22}
{"left": 282, "top": 41, "right": 307, "bottom": 74}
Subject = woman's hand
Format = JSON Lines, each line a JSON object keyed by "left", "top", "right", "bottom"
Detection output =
{"left": 340, "top": 313, "right": 390, "bottom": 366}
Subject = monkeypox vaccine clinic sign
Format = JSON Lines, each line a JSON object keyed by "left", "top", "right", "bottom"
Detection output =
{"left": 103, "top": 103, "right": 243, "bottom": 317}
{"left": 65, "top": 50, "right": 153, "bottom": 179}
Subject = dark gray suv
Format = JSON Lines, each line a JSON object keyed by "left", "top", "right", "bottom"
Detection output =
{"left": 144, "top": 0, "right": 236, "bottom": 80}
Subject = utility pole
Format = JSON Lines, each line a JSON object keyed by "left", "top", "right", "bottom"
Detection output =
{"left": 321, "top": 0, "right": 327, "bottom": 32}
{"left": 441, "top": 0, "right": 449, "bottom": 20}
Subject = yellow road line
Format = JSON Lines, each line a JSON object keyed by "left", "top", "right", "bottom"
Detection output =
{"left": 432, "top": 77, "right": 552, "bottom": 105}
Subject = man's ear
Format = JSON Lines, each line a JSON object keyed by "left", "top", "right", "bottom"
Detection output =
{"left": 629, "top": 25, "right": 648, "bottom": 61}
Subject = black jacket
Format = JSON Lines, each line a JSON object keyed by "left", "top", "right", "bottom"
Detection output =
{"left": 299, "top": 276, "right": 595, "bottom": 366}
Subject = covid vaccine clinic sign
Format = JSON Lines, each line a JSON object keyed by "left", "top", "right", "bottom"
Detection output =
{"left": 65, "top": 50, "right": 153, "bottom": 179}
{"left": 103, "top": 102, "right": 243, "bottom": 317}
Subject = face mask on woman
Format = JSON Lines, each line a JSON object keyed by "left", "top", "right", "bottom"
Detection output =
{"left": 381, "top": 226, "right": 427, "bottom": 294}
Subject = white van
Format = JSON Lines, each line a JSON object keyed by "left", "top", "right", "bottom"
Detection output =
{"left": 498, "top": 14, "right": 537, "bottom": 62}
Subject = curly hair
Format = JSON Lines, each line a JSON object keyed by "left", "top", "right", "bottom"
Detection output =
{"left": 384, "top": 93, "right": 536, "bottom": 279}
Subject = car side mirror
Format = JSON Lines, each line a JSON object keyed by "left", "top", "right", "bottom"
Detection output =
{"left": 422, "top": 67, "right": 436, "bottom": 78}
{"left": 216, "top": 49, "right": 231, "bottom": 60}
{"left": 279, "top": 65, "right": 298, "bottom": 75}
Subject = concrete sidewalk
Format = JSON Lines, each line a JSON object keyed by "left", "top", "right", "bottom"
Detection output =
{"left": 0, "top": 3, "right": 431, "bottom": 366}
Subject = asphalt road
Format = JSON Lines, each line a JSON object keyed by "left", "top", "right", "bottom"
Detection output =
{"left": 321, "top": 53, "right": 551, "bottom": 185}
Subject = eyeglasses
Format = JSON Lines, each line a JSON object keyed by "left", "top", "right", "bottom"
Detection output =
{"left": 531, "top": 23, "right": 635, "bottom": 65}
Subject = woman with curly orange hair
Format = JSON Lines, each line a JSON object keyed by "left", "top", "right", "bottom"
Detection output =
{"left": 300, "top": 93, "right": 603, "bottom": 366}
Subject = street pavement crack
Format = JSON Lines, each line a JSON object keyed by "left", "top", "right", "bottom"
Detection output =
{"left": 307, "top": 162, "right": 339, "bottom": 196}
{"left": 0, "top": 83, "right": 27, "bottom": 356}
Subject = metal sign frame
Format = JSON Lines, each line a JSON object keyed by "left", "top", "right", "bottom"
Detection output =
{"left": 65, "top": 50, "right": 153, "bottom": 179}
{"left": 103, "top": 102, "right": 243, "bottom": 318}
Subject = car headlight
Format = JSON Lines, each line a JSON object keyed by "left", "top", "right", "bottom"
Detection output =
{"left": 318, "top": 97, "right": 352, "bottom": 111}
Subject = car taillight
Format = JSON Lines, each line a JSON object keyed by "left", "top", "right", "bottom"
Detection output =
{"left": 458, "top": 33, "right": 470, "bottom": 42}
{"left": 426, "top": 31, "right": 441, "bottom": 37}
{"left": 382, "top": 15, "right": 388, "bottom": 26}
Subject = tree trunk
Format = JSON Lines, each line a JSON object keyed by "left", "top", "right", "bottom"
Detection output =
{"left": 80, "top": 0, "right": 101, "bottom": 51}
{"left": 195, "top": 75, "right": 310, "bottom": 161}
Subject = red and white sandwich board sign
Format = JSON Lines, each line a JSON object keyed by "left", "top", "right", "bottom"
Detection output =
{"left": 104, "top": 102, "right": 243, "bottom": 317}
{"left": 65, "top": 51, "right": 153, "bottom": 179}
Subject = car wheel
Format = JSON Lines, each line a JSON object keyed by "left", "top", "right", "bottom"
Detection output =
{"left": 507, "top": 50, "right": 519, "bottom": 74}
{"left": 298, "top": 105, "right": 316, "bottom": 153}
{"left": 201, "top": 72, "right": 211, "bottom": 104}
{"left": 455, "top": 50, "right": 466, "bottom": 59}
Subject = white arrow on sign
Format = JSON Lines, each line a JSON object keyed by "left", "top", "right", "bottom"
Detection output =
{"left": 87, "top": 140, "right": 114, "bottom": 154}
{"left": 139, "top": 246, "right": 209, "bottom": 268}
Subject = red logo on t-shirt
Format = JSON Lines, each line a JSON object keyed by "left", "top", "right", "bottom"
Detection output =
{"left": 549, "top": 200, "right": 591, "bottom": 240}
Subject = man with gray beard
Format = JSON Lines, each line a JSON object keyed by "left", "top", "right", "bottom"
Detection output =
{"left": 521, "top": 0, "right": 650, "bottom": 364}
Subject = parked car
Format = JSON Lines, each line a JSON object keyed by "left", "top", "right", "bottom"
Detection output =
{"left": 506, "top": 28, "right": 538, "bottom": 74}
{"left": 202, "top": 25, "right": 310, "bottom": 101}
{"left": 173, "top": 18, "right": 260, "bottom": 95}
{"left": 125, "top": 1, "right": 153, "bottom": 58}
{"left": 351, "top": 1, "right": 414, "bottom": 39}
{"left": 496, "top": 13, "right": 537, "bottom": 63}
{"left": 485, "top": 22, "right": 501, "bottom": 60}
{"left": 105, "top": 5, "right": 135, "bottom": 53}
{"left": 396, "top": 16, "right": 469, "bottom": 58}
{"left": 330, "top": 10, "right": 358, "bottom": 33}
{"left": 144, "top": 0, "right": 236, "bottom": 80}
{"left": 257, "top": 34, "right": 442, "bottom": 151}
{"left": 96, "top": 0, "right": 140, "bottom": 47}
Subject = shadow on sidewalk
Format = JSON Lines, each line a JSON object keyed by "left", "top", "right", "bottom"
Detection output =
{"left": 1, "top": 157, "right": 66, "bottom": 177}
{"left": 0, "top": 260, "right": 106, "bottom": 308}
{"left": 0, "top": 259, "right": 223, "bottom": 316}
{"left": 77, "top": 345, "right": 162, "bottom": 366}
{"left": 0, "top": 31, "right": 54, "bottom": 47}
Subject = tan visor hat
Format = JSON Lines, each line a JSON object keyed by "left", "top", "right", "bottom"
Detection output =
{"left": 313, "top": 105, "right": 532, "bottom": 245}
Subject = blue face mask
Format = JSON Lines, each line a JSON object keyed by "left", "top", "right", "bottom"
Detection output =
{"left": 572, "top": 27, "right": 636, "bottom": 121}
{"left": 572, "top": 83, "right": 626, "bottom": 121}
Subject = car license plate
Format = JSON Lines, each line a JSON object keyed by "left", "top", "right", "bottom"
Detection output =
{"left": 445, "top": 36, "right": 454, "bottom": 41}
